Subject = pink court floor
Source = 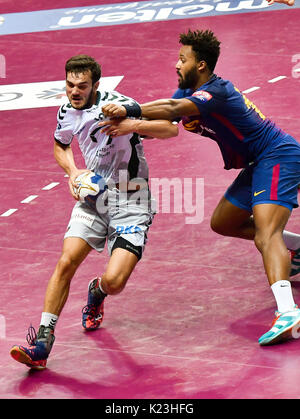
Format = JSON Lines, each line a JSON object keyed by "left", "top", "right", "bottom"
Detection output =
{"left": 0, "top": 0, "right": 300, "bottom": 400}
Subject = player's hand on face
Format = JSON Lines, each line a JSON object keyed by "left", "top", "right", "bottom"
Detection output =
{"left": 68, "top": 169, "right": 91, "bottom": 200}
{"left": 102, "top": 104, "right": 127, "bottom": 118}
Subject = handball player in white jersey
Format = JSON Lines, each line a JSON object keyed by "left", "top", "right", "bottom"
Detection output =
{"left": 10, "top": 55, "right": 178, "bottom": 370}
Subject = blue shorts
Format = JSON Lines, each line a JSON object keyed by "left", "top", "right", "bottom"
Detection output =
{"left": 225, "top": 157, "right": 300, "bottom": 213}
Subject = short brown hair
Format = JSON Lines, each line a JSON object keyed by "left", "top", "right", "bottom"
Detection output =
{"left": 65, "top": 55, "right": 101, "bottom": 85}
{"left": 179, "top": 29, "right": 221, "bottom": 73}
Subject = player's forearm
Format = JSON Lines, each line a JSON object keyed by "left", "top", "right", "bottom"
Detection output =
{"left": 102, "top": 98, "right": 198, "bottom": 121}
{"left": 141, "top": 99, "right": 179, "bottom": 120}
{"left": 134, "top": 119, "right": 178, "bottom": 139}
{"left": 98, "top": 118, "right": 178, "bottom": 139}
{"left": 140, "top": 98, "right": 199, "bottom": 120}
{"left": 53, "top": 141, "right": 77, "bottom": 176}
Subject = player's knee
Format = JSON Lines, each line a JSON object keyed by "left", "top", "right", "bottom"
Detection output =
{"left": 102, "top": 272, "right": 127, "bottom": 295}
{"left": 56, "top": 252, "right": 81, "bottom": 280}
{"left": 210, "top": 215, "right": 230, "bottom": 236}
{"left": 254, "top": 230, "right": 275, "bottom": 253}
{"left": 254, "top": 232, "right": 265, "bottom": 253}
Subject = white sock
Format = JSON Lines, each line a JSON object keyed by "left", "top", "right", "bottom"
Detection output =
{"left": 271, "top": 280, "right": 296, "bottom": 313}
{"left": 40, "top": 312, "right": 58, "bottom": 329}
{"left": 98, "top": 277, "right": 107, "bottom": 296}
{"left": 283, "top": 231, "right": 300, "bottom": 251}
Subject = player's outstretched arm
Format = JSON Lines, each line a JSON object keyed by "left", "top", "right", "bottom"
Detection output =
{"left": 98, "top": 118, "right": 179, "bottom": 139}
{"left": 266, "top": 0, "right": 294, "bottom": 5}
{"left": 102, "top": 98, "right": 199, "bottom": 121}
{"left": 141, "top": 98, "right": 199, "bottom": 120}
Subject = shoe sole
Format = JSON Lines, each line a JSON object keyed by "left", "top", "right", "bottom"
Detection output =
{"left": 82, "top": 312, "right": 104, "bottom": 331}
{"left": 82, "top": 327, "right": 100, "bottom": 332}
{"left": 259, "top": 319, "right": 300, "bottom": 346}
{"left": 10, "top": 346, "right": 47, "bottom": 370}
{"left": 82, "top": 322, "right": 102, "bottom": 332}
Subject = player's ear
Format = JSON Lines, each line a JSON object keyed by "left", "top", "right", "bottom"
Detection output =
{"left": 197, "top": 60, "right": 207, "bottom": 72}
{"left": 93, "top": 81, "right": 100, "bottom": 92}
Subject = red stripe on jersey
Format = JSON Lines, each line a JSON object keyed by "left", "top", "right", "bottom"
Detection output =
{"left": 211, "top": 113, "right": 244, "bottom": 141}
{"left": 270, "top": 163, "right": 280, "bottom": 200}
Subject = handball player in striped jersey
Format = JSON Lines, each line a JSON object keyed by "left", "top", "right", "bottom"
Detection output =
{"left": 10, "top": 55, "right": 178, "bottom": 369}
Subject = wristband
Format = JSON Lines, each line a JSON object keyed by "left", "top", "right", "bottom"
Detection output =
{"left": 123, "top": 102, "right": 142, "bottom": 118}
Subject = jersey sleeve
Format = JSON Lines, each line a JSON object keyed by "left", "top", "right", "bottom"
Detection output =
{"left": 185, "top": 89, "right": 217, "bottom": 115}
{"left": 171, "top": 89, "right": 193, "bottom": 122}
{"left": 54, "top": 104, "right": 74, "bottom": 145}
{"left": 102, "top": 90, "right": 139, "bottom": 107}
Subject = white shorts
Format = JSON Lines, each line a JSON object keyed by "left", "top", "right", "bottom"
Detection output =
{"left": 64, "top": 188, "right": 155, "bottom": 259}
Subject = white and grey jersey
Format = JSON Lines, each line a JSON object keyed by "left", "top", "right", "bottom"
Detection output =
{"left": 54, "top": 90, "right": 149, "bottom": 184}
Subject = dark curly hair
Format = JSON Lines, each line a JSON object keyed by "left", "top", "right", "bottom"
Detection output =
{"left": 179, "top": 29, "right": 221, "bottom": 73}
{"left": 65, "top": 55, "right": 101, "bottom": 85}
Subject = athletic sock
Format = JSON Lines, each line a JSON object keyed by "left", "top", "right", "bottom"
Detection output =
{"left": 271, "top": 280, "right": 296, "bottom": 313}
{"left": 90, "top": 277, "right": 107, "bottom": 302}
{"left": 283, "top": 231, "right": 300, "bottom": 251}
{"left": 40, "top": 312, "right": 59, "bottom": 330}
{"left": 98, "top": 277, "right": 107, "bottom": 297}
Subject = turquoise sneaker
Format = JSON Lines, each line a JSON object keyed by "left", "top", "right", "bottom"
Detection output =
{"left": 290, "top": 248, "right": 300, "bottom": 277}
{"left": 259, "top": 307, "right": 300, "bottom": 346}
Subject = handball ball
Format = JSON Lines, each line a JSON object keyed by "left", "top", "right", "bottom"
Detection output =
{"left": 74, "top": 171, "right": 107, "bottom": 207}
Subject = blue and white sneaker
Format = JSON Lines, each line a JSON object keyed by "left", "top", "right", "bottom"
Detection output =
{"left": 10, "top": 325, "right": 55, "bottom": 369}
{"left": 290, "top": 248, "right": 300, "bottom": 278}
{"left": 259, "top": 306, "right": 300, "bottom": 346}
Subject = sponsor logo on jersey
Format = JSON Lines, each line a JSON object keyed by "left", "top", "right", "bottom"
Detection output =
{"left": 183, "top": 119, "right": 200, "bottom": 131}
{"left": 192, "top": 90, "right": 212, "bottom": 102}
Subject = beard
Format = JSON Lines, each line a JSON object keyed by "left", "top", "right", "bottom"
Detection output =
{"left": 177, "top": 66, "right": 199, "bottom": 90}
{"left": 70, "top": 89, "right": 95, "bottom": 110}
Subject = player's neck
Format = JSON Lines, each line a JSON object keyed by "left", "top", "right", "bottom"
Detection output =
{"left": 193, "top": 72, "right": 214, "bottom": 91}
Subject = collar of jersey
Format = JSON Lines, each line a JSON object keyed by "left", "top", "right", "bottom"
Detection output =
{"left": 198, "top": 73, "right": 217, "bottom": 91}
{"left": 95, "top": 91, "right": 101, "bottom": 106}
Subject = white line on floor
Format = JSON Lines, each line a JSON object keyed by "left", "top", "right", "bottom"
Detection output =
{"left": 0, "top": 209, "right": 18, "bottom": 217}
{"left": 242, "top": 86, "right": 260, "bottom": 94}
{"left": 268, "top": 75, "right": 287, "bottom": 83}
{"left": 20, "top": 195, "right": 38, "bottom": 203}
{"left": 42, "top": 182, "right": 60, "bottom": 190}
